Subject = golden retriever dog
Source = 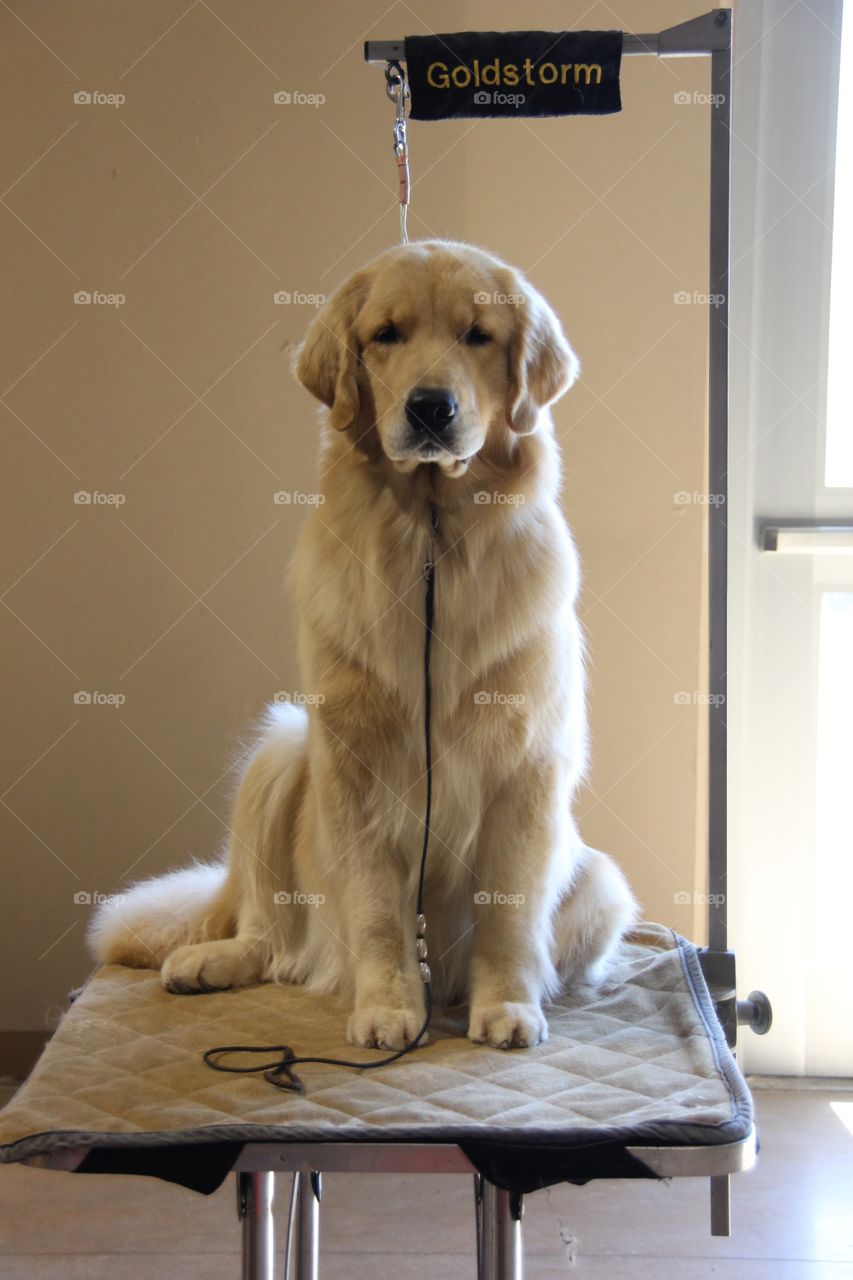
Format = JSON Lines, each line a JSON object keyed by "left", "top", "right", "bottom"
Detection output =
{"left": 89, "top": 240, "right": 637, "bottom": 1050}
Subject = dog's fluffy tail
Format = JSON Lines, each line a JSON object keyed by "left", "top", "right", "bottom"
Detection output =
{"left": 87, "top": 702, "right": 310, "bottom": 971}
{"left": 86, "top": 860, "right": 235, "bottom": 970}
{"left": 551, "top": 844, "right": 640, "bottom": 991}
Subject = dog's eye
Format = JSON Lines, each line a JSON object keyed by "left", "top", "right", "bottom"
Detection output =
{"left": 464, "top": 325, "right": 492, "bottom": 346}
{"left": 373, "top": 324, "right": 402, "bottom": 344}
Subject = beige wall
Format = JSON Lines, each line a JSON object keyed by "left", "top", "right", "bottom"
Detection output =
{"left": 1, "top": 0, "right": 718, "bottom": 1047}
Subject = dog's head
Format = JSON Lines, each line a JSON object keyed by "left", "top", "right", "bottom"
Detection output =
{"left": 295, "top": 241, "right": 579, "bottom": 477}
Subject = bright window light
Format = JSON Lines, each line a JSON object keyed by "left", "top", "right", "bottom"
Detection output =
{"left": 814, "top": 592, "right": 853, "bottom": 957}
{"left": 826, "top": 1, "right": 853, "bottom": 486}
{"left": 830, "top": 1100, "right": 853, "bottom": 1139}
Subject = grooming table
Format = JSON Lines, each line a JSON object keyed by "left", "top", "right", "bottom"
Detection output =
{"left": 0, "top": 924, "right": 755, "bottom": 1278}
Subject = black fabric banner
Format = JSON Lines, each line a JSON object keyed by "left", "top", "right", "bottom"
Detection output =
{"left": 403, "top": 30, "right": 623, "bottom": 121}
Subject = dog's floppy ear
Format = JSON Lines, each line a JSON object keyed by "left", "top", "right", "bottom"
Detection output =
{"left": 295, "top": 273, "right": 368, "bottom": 431}
{"left": 505, "top": 279, "right": 580, "bottom": 435}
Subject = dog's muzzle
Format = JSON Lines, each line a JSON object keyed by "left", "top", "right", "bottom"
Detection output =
{"left": 405, "top": 388, "right": 458, "bottom": 451}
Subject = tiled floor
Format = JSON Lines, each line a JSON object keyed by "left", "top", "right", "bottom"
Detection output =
{"left": 0, "top": 1085, "right": 851, "bottom": 1277}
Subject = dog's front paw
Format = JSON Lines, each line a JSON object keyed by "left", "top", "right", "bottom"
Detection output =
{"left": 468, "top": 1002, "right": 548, "bottom": 1049}
{"left": 161, "top": 940, "right": 258, "bottom": 995}
{"left": 347, "top": 1005, "right": 428, "bottom": 1051}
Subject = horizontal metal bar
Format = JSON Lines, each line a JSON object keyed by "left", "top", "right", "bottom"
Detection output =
{"left": 762, "top": 526, "right": 853, "bottom": 553}
{"left": 626, "top": 1129, "right": 757, "bottom": 1177}
{"left": 365, "top": 36, "right": 660, "bottom": 61}
{"left": 364, "top": 11, "right": 731, "bottom": 64}
{"left": 236, "top": 1142, "right": 476, "bottom": 1174}
{"left": 22, "top": 1127, "right": 757, "bottom": 1180}
{"left": 236, "top": 1136, "right": 756, "bottom": 1179}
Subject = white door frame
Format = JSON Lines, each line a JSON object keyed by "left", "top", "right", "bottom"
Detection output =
{"left": 729, "top": 0, "right": 852, "bottom": 1075}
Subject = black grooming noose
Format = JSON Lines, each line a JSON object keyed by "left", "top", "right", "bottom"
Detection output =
{"left": 203, "top": 503, "right": 439, "bottom": 1093}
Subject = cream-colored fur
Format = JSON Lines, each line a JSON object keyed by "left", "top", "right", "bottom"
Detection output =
{"left": 89, "top": 240, "right": 638, "bottom": 1050}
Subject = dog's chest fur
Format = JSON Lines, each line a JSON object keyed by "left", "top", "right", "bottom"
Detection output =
{"left": 290, "top": 482, "right": 583, "bottom": 879}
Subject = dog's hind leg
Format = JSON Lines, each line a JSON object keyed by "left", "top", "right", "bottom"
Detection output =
{"left": 162, "top": 703, "right": 309, "bottom": 995}
{"left": 161, "top": 936, "right": 268, "bottom": 994}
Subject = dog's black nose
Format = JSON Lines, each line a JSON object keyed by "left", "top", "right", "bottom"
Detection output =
{"left": 405, "top": 388, "right": 458, "bottom": 437}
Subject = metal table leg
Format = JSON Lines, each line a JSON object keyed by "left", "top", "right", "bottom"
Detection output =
{"left": 480, "top": 1180, "right": 523, "bottom": 1280}
{"left": 474, "top": 1173, "right": 484, "bottom": 1278}
{"left": 237, "top": 1171, "right": 275, "bottom": 1280}
{"left": 286, "top": 1170, "right": 322, "bottom": 1280}
{"left": 710, "top": 1173, "right": 731, "bottom": 1236}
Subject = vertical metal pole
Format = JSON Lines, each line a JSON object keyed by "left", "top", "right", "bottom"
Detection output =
{"left": 710, "top": 1173, "right": 732, "bottom": 1236}
{"left": 708, "top": 12, "right": 733, "bottom": 952}
{"left": 286, "top": 1170, "right": 322, "bottom": 1280}
{"left": 474, "top": 1173, "right": 485, "bottom": 1280}
{"left": 480, "top": 1181, "right": 523, "bottom": 1280}
{"left": 238, "top": 1171, "right": 275, "bottom": 1280}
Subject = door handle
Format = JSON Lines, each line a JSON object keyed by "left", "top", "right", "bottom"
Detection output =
{"left": 762, "top": 525, "right": 853, "bottom": 553}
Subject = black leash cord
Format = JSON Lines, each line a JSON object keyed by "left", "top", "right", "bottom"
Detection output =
{"left": 203, "top": 505, "right": 439, "bottom": 1094}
